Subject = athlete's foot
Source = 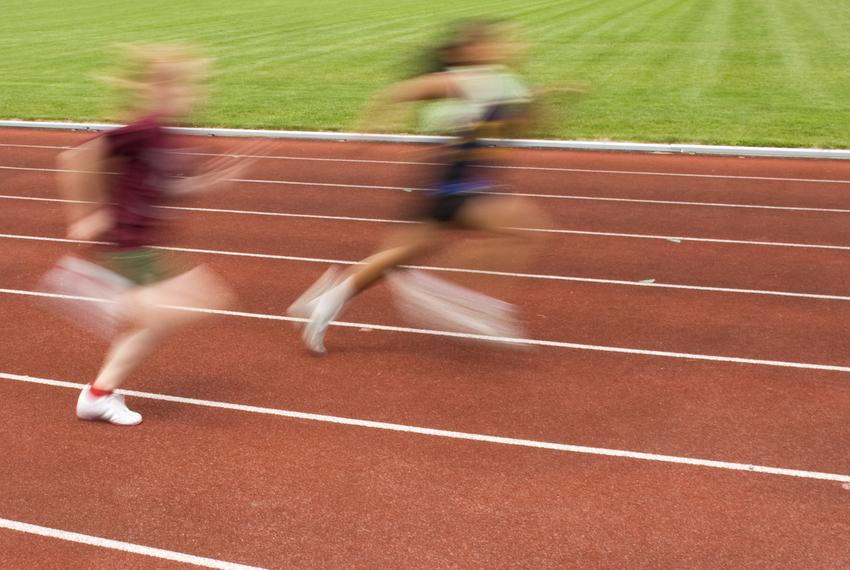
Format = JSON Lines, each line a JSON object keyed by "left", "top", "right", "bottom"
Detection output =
{"left": 76, "top": 385, "right": 142, "bottom": 426}
{"left": 287, "top": 266, "right": 339, "bottom": 325}
{"left": 302, "top": 292, "right": 348, "bottom": 355}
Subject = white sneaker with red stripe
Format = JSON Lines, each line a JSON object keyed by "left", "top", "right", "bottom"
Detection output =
{"left": 76, "top": 385, "right": 143, "bottom": 426}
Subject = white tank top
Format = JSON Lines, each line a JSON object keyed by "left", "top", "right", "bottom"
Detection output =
{"left": 420, "top": 65, "right": 532, "bottom": 134}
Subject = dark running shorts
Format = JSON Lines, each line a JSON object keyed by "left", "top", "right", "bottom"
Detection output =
{"left": 421, "top": 192, "right": 481, "bottom": 224}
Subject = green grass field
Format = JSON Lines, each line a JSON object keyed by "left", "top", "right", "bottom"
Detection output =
{"left": 1, "top": 0, "right": 849, "bottom": 147}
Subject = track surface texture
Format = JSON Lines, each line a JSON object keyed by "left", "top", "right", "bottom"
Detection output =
{"left": 2, "top": 128, "right": 850, "bottom": 569}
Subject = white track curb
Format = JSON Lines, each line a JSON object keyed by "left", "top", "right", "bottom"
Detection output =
{"left": 1, "top": 119, "right": 848, "bottom": 160}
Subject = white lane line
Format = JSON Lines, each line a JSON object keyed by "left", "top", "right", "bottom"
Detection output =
{"left": 194, "top": 152, "right": 850, "bottom": 185}
{"left": 0, "top": 193, "right": 425, "bottom": 225}
{"left": 0, "top": 143, "right": 73, "bottom": 150}
{"left": 0, "top": 517, "right": 265, "bottom": 570}
{"left": 18, "top": 194, "right": 850, "bottom": 249}
{"left": 539, "top": 195, "right": 850, "bottom": 214}
{"left": 190, "top": 177, "right": 850, "bottom": 214}
{"left": 545, "top": 230, "right": 850, "bottom": 251}
{"left": 4, "top": 287, "right": 850, "bottom": 374}
{"left": 4, "top": 189, "right": 850, "bottom": 252}
{"left": 3, "top": 231, "right": 850, "bottom": 303}
{"left": 3, "top": 164, "right": 850, "bottom": 212}
{"left": 2, "top": 143, "right": 850, "bottom": 185}
{"left": 6, "top": 192, "right": 850, "bottom": 236}
{"left": 1, "top": 372, "right": 849, "bottom": 484}
{"left": 0, "top": 193, "right": 402, "bottom": 224}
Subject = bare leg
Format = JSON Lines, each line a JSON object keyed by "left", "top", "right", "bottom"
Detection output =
{"left": 424, "top": 194, "right": 551, "bottom": 309}
{"left": 92, "top": 265, "right": 234, "bottom": 391}
{"left": 452, "top": 194, "right": 550, "bottom": 271}
{"left": 90, "top": 328, "right": 162, "bottom": 391}
{"left": 299, "top": 222, "right": 442, "bottom": 353}
{"left": 348, "top": 222, "right": 444, "bottom": 293}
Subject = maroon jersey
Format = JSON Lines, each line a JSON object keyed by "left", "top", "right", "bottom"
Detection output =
{"left": 101, "top": 116, "right": 180, "bottom": 248}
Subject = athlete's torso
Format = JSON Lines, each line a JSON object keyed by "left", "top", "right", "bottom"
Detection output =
{"left": 420, "top": 65, "right": 532, "bottom": 195}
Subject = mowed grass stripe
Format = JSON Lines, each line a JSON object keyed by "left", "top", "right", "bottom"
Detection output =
{"left": 1, "top": 1, "right": 849, "bottom": 147}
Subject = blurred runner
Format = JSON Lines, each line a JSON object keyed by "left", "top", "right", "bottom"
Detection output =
{"left": 289, "top": 20, "right": 552, "bottom": 353}
{"left": 50, "top": 44, "right": 256, "bottom": 425}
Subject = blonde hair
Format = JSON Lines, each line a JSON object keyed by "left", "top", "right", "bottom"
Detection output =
{"left": 100, "top": 43, "right": 212, "bottom": 119}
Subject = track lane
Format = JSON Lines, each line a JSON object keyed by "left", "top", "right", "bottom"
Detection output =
{"left": 4, "top": 127, "right": 850, "bottom": 178}
{"left": 2, "top": 279, "right": 850, "bottom": 475}
{"left": 5, "top": 167, "right": 850, "bottom": 249}
{"left": 3, "top": 129, "right": 850, "bottom": 210}
{"left": 3, "top": 193, "right": 850, "bottom": 299}
{"left": 2, "top": 380, "right": 849, "bottom": 569}
{"left": 8, "top": 147, "right": 850, "bottom": 212}
{"left": 4, "top": 232, "right": 850, "bottom": 367}
{"left": 4, "top": 126, "right": 850, "bottom": 567}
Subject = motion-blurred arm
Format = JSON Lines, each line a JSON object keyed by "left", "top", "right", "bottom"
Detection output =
{"left": 57, "top": 138, "right": 115, "bottom": 241}
{"left": 170, "top": 141, "right": 272, "bottom": 196}
{"left": 357, "top": 73, "right": 457, "bottom": 133}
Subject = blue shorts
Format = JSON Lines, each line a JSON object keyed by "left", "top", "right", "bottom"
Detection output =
{"left": 433, "top": 179, "right": 493, "bottom": 197}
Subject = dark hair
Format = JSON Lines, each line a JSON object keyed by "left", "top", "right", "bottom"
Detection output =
{"left": 421, "top": 19, "right": 503, "bottom": 74}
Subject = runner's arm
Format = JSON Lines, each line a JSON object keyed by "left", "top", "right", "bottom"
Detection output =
{"left": 57, "top": 137, "right": 115, "bottom": 240}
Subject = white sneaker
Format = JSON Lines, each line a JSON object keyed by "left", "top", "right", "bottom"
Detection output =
{"left": 76, "top": 385, "right": 143, "bottom": 426}
{"left": 302, "top": 288, "right": 349, "bottom": 355}
{"left": 287, "top": 266, "right": 340, "bottom": 323}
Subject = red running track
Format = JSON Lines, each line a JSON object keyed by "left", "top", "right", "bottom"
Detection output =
{"left": 2, "top": 127, "right": 850, "bottom": 568}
